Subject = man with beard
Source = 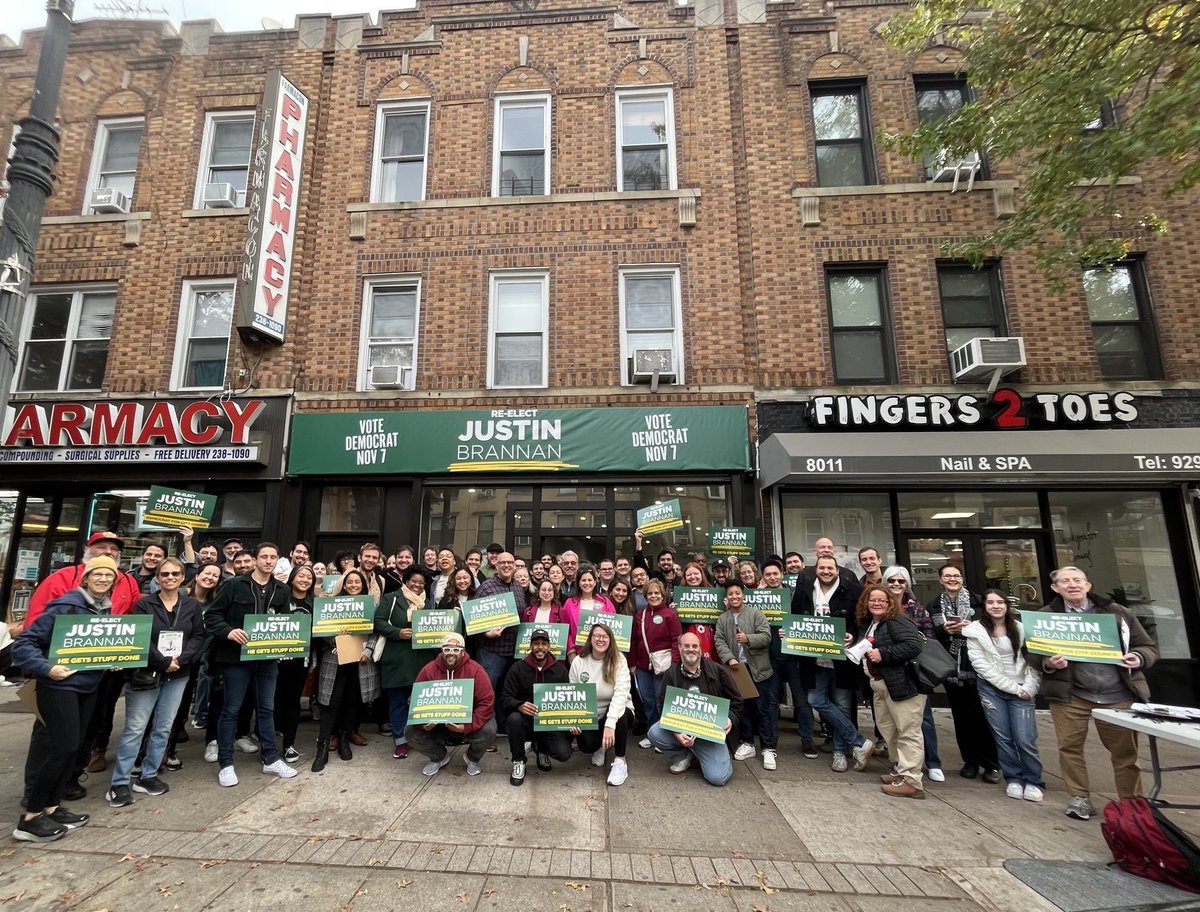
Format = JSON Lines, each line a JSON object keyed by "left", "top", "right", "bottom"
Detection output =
{"left": 405, "top": 634, "right": 496, "bottom": 777}
{"left": 500, "top": 629, "right": 572, "bottom": 785}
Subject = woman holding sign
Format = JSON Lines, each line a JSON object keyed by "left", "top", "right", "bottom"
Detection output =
{"left": 570, "top": 623, "right": 633, "bottom": 786}
{"left": 629, "top": 580, "right": 681, "bottom": 748}
{"left": 375, "top": 567, "right": 429, "bottom": 760}
{"left": 11, "top": 555, "right": 119, "bottom": 842}
{"left": 274, "top": 565, "right": 316, "bottom": 765}
{"left": 562, "top": 568, "right": 615, "bottom": 661}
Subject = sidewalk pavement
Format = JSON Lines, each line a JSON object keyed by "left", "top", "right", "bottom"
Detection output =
{"left": 1, "top": 686, "right": 1197, "bottom": 912}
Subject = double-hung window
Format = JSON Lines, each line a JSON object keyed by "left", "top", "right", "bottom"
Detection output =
{"left": 616, "top": 89, "right": 676, "bottom": 191}
{"left": 359, "top": 278, "right": 420, "bottom": 390}
{"left": 1082, "top": 262, "right": 1161, "bottom": 379}
{"left": 17, "top": 286, "right": 116, "bottom": 391}
{"left": 195, "top": 112, "right": 254, "bottom": 208}
{"left": 488, "top": 271, "right": 548, "bottom": 389}
{"left": 914, "top": 76, "right": 982, "bottom": 180}
{"left": 85, "top": 117, "right": 143, "bottom": 212}
{"left": 938, "top": 263, "right": 1007, "bottom": 354}
{"left": 372, "top": 102, "right": 429, "bottom": 202}
{"left": 172, "top": 280, "right": 235, "bottom": 390}
{"left": 619, "top": 267, "right": 683, "bottom": 385}
{"left": 493, "top": 95, "right": 549, "bottom": 197}
{"left": 810, "top": 82, "right": 874, "bottom": 187}
{"left": 826, "top": 267, "right": 894, "bottom": 383}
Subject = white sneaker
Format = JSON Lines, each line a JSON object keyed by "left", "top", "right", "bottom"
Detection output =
{"left": 262, "top": 759, "right": 298, "bottom": 779}
{"left": 423, "top": 755, "right": 452, "bottom": 777}
{"left": 1005, "top": 781, "right": 1024, "bottom": 799}
{"left": 928, "top": 767, "right": 946, "bottom": 783}
{"left": 591, "top": 748, "right": 606, "bottom": 767}
{"left": 852, "top": 739, "right": 875, "bottom": 771}
{"left": 218, "top": 766, "right": 238, "bottom": 788}
{"left": 762, "top": 749, "right": 777, "bottom": 771}
{"left": 831, "top": 752, "right": 848, "bottom": 773}
{"left": 204, "top": 741, "right": 218, "bottom": 763}
{"left": 607, "top": 758, "right": 628, "bottom": 787}
{"left": 638, "top": 737, "right": 652, "bottom": 750}
{"left": 464, "top": 756, "right": 482, "bottom": 776}
{"left": 669, "top": 753, "right": 693, "bottom": 774}
{"left": 1024, "top": 785, "right": 1045, "bottom": 803}
{"left": 234, "top": 736, "right": 259, "bottom": 754}
{"left": 733, "top": 743, "right": 756, "bottom": 761}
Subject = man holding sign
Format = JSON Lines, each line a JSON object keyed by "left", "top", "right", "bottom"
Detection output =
{"left": 405, "top": 633, "right": 496, "bottom": 777}
{"left": 1029, "top": 566, "right": 1157, "bottom": 821}
{"left": 499, "top": 629, "right": 572, "bottom": 786}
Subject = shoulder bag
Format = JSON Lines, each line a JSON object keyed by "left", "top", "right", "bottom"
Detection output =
{"left": 640, "top": 610, "right": 672, "bottom": 675}
{"left": 909, "top": 633, "right": 955, "bottom": 694}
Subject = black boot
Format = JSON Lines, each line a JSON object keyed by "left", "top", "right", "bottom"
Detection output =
{"left": 311, "top": 739, "right": 329, "bottom": 773}
{"left": 337, "top": 735, "right": 353, "bottom": 761}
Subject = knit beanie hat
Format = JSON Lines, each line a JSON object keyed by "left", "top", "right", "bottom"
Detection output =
{"left": 83, "top": 555, "right": 119, "bottom": 577}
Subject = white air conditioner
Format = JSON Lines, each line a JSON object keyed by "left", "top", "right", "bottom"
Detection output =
{"left": 202, "top": 182, "right": 239, "bottom": 208}
{"left": 930, "top": 150, "right": 982, "bottom": 191}
{"left": 628, "top": 348, "right": 677, "bottom": 384}
{"left": 368, "top": 365, "right": 412, "bottom": 389}
{"left": 951, "top": 336, "right": 1027, "bottom": 382}
{"left": 89, "top": 187, "right": 130, "bottom": 214}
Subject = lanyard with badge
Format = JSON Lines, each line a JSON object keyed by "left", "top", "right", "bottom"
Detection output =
{"left": 158, "top": 600, "right": 184, "bottom": 658}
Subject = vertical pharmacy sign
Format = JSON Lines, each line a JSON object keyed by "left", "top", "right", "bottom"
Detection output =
{"left": 237, "top": 70, "right": 308, "bottom": 344}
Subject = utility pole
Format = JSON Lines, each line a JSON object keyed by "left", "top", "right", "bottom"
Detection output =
{"left": 0, "top": 0, "right": 74, "bottom": 418}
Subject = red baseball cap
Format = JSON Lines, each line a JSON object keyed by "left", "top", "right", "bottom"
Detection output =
{"left": 87, "top": 530, "right": 125, "bottom": 548}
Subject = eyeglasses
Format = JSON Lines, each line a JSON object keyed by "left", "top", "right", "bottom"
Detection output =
{"left": 158, "top": 571, "right": 183, "bottom": 578}
{"left": 442, "top": 647, "right": 464, "bottom": 654}
{"left": 886, "top": 578, "right": 907, "bottom": 585}
{"left": 941, "top": 574, "right": 963, "bottom": 580}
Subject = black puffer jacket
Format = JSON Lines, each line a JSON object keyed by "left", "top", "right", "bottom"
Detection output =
{"left": 866, "top": 614, "right": 925, "bottom": 701}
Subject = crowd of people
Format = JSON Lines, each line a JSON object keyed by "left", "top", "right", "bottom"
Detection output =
{"left": 8, "top": 529, "right": 1159, "bottom": 844}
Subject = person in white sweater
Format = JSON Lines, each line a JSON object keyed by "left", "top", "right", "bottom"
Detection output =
{"left": 569, "top": 623, "right": 633, "bottom": 787}
{"left": 962, "top": 590, "right": 1045, "bottom": 802}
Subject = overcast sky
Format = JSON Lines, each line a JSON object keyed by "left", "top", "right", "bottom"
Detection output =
{"left": 4, "top": 0, "right": 416, "bottom": 44}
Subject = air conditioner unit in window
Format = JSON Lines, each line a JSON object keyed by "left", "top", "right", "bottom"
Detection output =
{"left": 368, "top": 365, "right": 412, "bottom": 389}
{"left": 930, "top": 150, "right": 982, "bottom": 191}
{"left": 202, "top": 182, "right": 238, "bottom": 208}
{"left": 951, "top": 336, "right": 1027, "bottom": 382}
{"left": 628, "top": 348, "right": 677, "bottom": 388}
{"left": 89, "top": 187, "right": 130, "bottom": 214}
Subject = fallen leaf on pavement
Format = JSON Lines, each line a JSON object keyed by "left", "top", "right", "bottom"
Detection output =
{"left": 57, "top": 891, "right": 77, "bottom": 902}
{"left": 2, "top": 891, "right": 26, "bottom": 903}
{"left": 367, "top": 857, "right": 384, "bottom": 866}
{"left": 0, "top": 850, "right": 13, "bottom": 858}
{"left": 431, "top": 845, "right": 446, "bottom": 855}
{"left": 456, "top": 890, "right": 469, "bottom": 903}
{"left": 732, "top": 851, "right": 745, "bottom": 859}
{"left": 565, "top": 882, "right": 588, "bottom": 891}
{"left": 119, "top": 854, "right": 135, "bottom": 862}
{"left": 200, "top": 860, "right": 227, "bottom": 868}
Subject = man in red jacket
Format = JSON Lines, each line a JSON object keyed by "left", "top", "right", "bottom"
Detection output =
{"left": 405, "top": 633, "right": 497, "bottom": 777}
{"left": 24, "top": 531, "right": 141, "bottom": 628}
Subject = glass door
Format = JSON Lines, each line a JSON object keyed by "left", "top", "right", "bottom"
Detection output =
{"left": 905, "top": 532, "right": 1047, "bottom": 611}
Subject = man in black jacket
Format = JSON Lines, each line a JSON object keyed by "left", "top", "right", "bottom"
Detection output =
{"left": 500, "top": 630, "right": 571, "bottom": 786}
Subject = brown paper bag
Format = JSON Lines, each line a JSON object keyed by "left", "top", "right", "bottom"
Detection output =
{"left": 335, "top": 634, "right": 368, "bottom": 665}
{"left": 725, "top": 661, "right": 759, "bottom": 700}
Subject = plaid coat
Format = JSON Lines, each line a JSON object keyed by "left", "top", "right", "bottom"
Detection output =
{"left": 315, "top": 636, "right": 381, "bottom": 706}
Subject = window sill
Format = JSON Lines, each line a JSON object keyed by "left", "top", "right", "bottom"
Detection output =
{"left": 42, "top": 212, "right": 151, "bottom": 225}
{"left": 349, "top": 188, "right": 699, "bottom": 212}
{"left": 182, "top": 207, "right": 251, "bottom": 218}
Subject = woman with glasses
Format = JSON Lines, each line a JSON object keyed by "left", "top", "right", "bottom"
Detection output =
{"left": 569, "top": 623, "right": 633, "bottom": 786}
{"left": 882, "top": 566, "right": 945, "bottom": 783}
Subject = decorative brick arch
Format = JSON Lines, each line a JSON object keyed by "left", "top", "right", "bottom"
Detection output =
{"left": 608, "top": 56, "right": 678, "bottom": 91}
{"left": 369, "top": 70, "right": 438, "bottom": 106}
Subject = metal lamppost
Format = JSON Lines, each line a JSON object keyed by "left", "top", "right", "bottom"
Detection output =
{"left": 0, "top": 0, "right": 74, "bottom": 416}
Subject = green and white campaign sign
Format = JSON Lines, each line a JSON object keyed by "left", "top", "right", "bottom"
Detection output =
{"left": 637, "top": 498, "right": 684, "bottom": 535}
{"left": 411, "top": 609, "right": 463, "bottom": 649}
{"left": 574, "top": 609, "right": 632, "bottom": 651}
{"left": 321, "top": 575, "right": 341, "bottom": 595}
{"left": 673, "top": 587, "right": 724, "bottom": 623}
{"left": 462, "top": 592, "right": 521, "bottom": 636}
{"left": 515, "top": 623, "right": 570, "bottom": 658}
{"left": 142, "top": 485, "right": 218, "bottom": 530}
{"left": 312, "top": 595, "right": 374, "bottom": 636}
{"left": 533, "top": 682, "right": 598, "bottom": 731}
{"left": 744, "top": 588, "right": 787, "bottom": 625}
{"left": 659, "top": 685, "right": 731, "bottom": 744}
{"left": 709, "top": 527, "right": 755, "bottom": 559}
{"left": 780, "top": 614, "right": 846, "bottom": 659}
{"left": 782, "top": 573, "right": 799, "bottom": 590}
{"left": 49, "top": 614, "right": 153, "bottom": 670}
{"left": 408, "top": 678, "right": 475, "bottom": 724}
{"left": 241, "top": 613, "right": 311, "bottom": 661}
{"left": 1020, "top": 611, "right": 1125, "bottom": 664}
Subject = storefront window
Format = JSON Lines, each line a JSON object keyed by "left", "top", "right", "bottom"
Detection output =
{"left": 421, "top": 487, "right": 533, "bottom": 556}
{"left": 1050, "top": 491, "right": 1187, "bottom": 659}
{"left": 897, "top": 492, "right": 1040, "bottom": 530}
{"left": 779, "top": 492, "right": 895, "bottom": 573}
{"left": 211, "top": 491, "right": 266, "bottom": 529}
{"left": 320, "top": 486, "right": 383, "bottom": 532}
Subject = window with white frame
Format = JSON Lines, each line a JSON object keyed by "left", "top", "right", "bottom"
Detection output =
{"left": 17, "top": 286, "right": 116, "bottom": 391}
{"left": 493, "top": 95, "right": 549, "bottom": 197}
{"left": 172, "top": 280, "right": 235, "bottom": 390}
{"left": 359, "top": 278, "right": 420, "bottom": 390}
{"left": 619, "top": 267, "right": 683, "bottom": 384}
{"left": 84, "top": 117, "right": 144, "bottom": 213}
{"left": 616, "top": 89, "right": 676, "bottom": 192}
{"left": 488, "top": 271, "right": 548, "bottom": 388}
{"left": 371, "top": 102, "right": 429, "bottom": 203}
{"left": 194, "top": 112, "right": 254, "bottom": 208}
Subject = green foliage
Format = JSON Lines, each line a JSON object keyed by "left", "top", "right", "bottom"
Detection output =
{"left": 882, "top": 0, "right": 1200, "bottom": 278}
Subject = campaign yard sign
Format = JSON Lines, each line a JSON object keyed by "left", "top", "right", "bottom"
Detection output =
{"left": 673, "top": 587, "right": 724, "bottom": 623}
{"left": 574, "top": 609, "right": 632, "bottom": 651}
{"left": 533, "top": 682, "right": 598, "bottom": 731}
{"left": 408, "top": 679, "right": 475, "bottom": 724}
{"left": 515, "top": 623, "right": 570, "bottom": 658}
{"left": 780, "top": 614, "right": 846, "bottom": 659}
{"left": 312, "top": 595, "right": 374, "bottom": 636}
{"left": 1020, "top": 611, "right": 1125, "bottom": 664}
{"left": 782, "top": 573, "right": 799, "bottom": 590}
{"left": 411, "top": 609, "right": 463, "bottom": 648}
{"left": 744, "top": 588, "right": 787, "bottom": 625}
{"left": 142, "top": 486, "right": 218, "bottom": 530}
{"left": 50, "top": 614, "right": 153, "bottom": 670}
{"left": 241, "top": 613, "right": 311, "bottom": 661}
{"left": 709, "top": 527, "right": 755, "bottom": 559}
{"left": 462, "top": 592, "right": 521, "bottom": 636}
{"left": 659, "top": 685, "right": 731, "bottom": 744}
{"left": 637, "top": 498, "right": 684, "bottom": 535}
{"left": 321, "top": 575, "right": 341, "bottom": 595}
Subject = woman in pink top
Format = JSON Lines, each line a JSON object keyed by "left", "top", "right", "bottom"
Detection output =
{"left": 562, "top": 567, "right": 615, "bottom": 660}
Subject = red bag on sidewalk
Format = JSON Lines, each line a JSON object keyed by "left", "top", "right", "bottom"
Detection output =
{"left": 1102, "top": 797, "right": 1200, "bottom": 893}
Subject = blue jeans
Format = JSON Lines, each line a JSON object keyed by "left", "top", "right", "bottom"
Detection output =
{"left": 112, "top": 675, "right": 188, "bottom": 786}
{"left": 977, "top": 679, "right": 1044, "bottom": 788}
{"left": 922, "top": 700, "right": 942, "bottom": 770}
{"left": 807, "top": 666, "right": 863, "bottom": 754}
{"left": 386, "top": 686, "right": 412, "bottom": 746}
{"left": 474, "top": 650, "right": 513, "bottom": 730}
{"left": 739, "top": 676, "right": 779, "bottom": 750}
{"left": 648, "top": 722, "right": 732, "bottom": 786}
{"left": 218, "top": 661, "right": 279, "bottom": 767}
{"left": 635, "top": 668, "right": 664, "bottom": 729}
{"left": 770, "top": 651, "right": 813, "bottom": 740}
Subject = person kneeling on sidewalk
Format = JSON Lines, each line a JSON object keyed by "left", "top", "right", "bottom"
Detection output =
{"left": 501, "top": 629, "right": 572, "bottom": 786}
{"left": 404, "top": 633, "right": 496, "bottom": 777}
